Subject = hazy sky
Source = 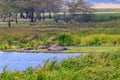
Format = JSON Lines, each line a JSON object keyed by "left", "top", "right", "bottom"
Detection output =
{"left": 85, "top": 0, "right": 120, "bottom": 4}
{"left": 68, "top": 0, "right": 120, "bottom": 8}
{"left": 84, "top": 0, "right": 120, "bottom": 8}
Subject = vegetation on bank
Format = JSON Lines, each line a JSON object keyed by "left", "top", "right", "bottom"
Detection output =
{"left": 0, "top": 19, "right": 120, "bottom": 50}
{"left": 0, "top": 51, "right": 120, "bottom": 80}
{"left": 1, "top": 30, "right": 120, "bottom": 50}
{"left": 4, "top": 46, "right": 120, "bottom": 53}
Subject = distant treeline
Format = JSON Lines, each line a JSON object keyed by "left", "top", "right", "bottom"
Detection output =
{"left": 0, "top": 0, "right": 93, "bottom": 27}
{"left": 0, "top": 0, "right": 120, "bottom": 27}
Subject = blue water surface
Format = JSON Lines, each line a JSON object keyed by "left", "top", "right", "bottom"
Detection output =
{"left": 0, "top": 51, "right": 81, "bottom": 72}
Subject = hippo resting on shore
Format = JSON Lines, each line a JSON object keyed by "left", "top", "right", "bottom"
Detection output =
{"left": 24, "top": 47, "right": 34, "bottom": 50}
{"left": 37, "top": 46, "right": 49, "bottom": 49}
{"left": 48, "top": 45, "right": 68, "bottom": 51}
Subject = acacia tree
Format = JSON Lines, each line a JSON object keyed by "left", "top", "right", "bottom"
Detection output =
{"left": 67, "top": 0, "right": 93, "bottom": 22}
{"left": 16, "top": 0, "right": 48, "bottom": 22}
{"left": 46, "top": 0, "right": 52, "bottom": 19}
{"left": 0, "top": 0, "right": 19, "bottom": 27}
{"left": 34, "top": 0, "right": 44, "bottom": 21}
{"left": 67, "top": 0, "right": 78, "bottom": 15}
{"left": 30, "top": 0, "right": 62, "bottom": 22}
{"left": 76, "top": 0, "right": 93, "bottom": 13}
{"left": 51, "top": 0, "right": 62, "bottom": 23}
{"left": 62, "top": 0, "right": 67, "bottom": 19}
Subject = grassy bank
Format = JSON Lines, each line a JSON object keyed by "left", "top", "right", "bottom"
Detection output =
{"left": 65, "top": 46, "right": 120, "bottom": 53}
{"left": 4, "top": 46, "right": 120, "bottom": 53}
{"left": 0, "top": 20, "right": 120, "bottom": 51}
{"left": 0, "top": 51, "right": 120, "bottom": 80}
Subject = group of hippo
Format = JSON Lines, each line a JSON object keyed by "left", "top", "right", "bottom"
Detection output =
{"left": 25, "top": 45, "right": 68, "bottom": 51}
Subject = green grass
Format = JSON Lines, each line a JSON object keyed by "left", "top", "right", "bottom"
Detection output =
{"left": 66, "top": 46, "right": 120, "bottom": 53}
{"left": 94, "top": 8, "right": 120, "bottom": 12}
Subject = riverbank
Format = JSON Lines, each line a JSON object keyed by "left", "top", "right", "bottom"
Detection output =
{"left": 0, "top": 20, "right": 120, "bottom": 51}
{"left": 2, "top": 46, "right": 120, "bottom": 53}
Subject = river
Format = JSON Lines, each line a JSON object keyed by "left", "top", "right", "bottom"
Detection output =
{"left": 0, "top": 51, "right": 81, "bottom": 72}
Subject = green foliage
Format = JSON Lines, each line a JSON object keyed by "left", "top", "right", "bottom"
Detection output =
{"left": 88, "top": 36, "right": 101, "bottom": 45}
{"left": 74, "top": 14, "right": 94, "bottom": 22}
{"left": 57, "top": 34, "right": 73, "bottom": 46}
{"left": 0, "top": 20, "right": 120, "bottom": 49}
{"left": 93, "top": 13, "right": 120, "bottom": 22}
{"left": 81, "top": 34, "right": 120, "bottom": 46}
{"left": 1, "top": 31, "right": 120, "bottom": 49}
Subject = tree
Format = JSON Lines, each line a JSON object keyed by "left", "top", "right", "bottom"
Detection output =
{"left": 0, "top": 0, "right": 19, "bottom": 27}
{"left": 51, "top": 0, "right": 62, "bottom": 23}
{"left": 67, "top": 0, "right": 93, "bottom": 22}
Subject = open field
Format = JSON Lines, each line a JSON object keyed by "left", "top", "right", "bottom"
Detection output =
{"left": 94, "top": 8, "right": 120, "bottom": 12}
{"left": 65, "top": 46, "right": 120, "bottom": 53}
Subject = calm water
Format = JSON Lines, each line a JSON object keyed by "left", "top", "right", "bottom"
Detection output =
{"left": 0, "top": 51, "right": 81, "bottom": 72}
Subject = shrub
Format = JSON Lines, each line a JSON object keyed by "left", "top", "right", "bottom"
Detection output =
{"left": 57, "top": 34, "right": 73, "bottom": 46}
{"left": 74, "top": 14, "right": 94, "bottom": 22}
{"left": 81, "top": 34, "right": 120, "bottom": 46}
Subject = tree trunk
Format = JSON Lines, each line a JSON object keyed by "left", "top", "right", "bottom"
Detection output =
{"left": 3, "top": 16, "right": 6, "bottom": 22}
{"left": 49, "top": 11, "right": 52, "bottom": 19}
{"left": 63, "top": 2, "right": 67, "bottom": 22}
{"left": 8, "top": 20, "right": 11, "bottom": 27}
{"left": 42, "top": 12, "right": 45, "bottom": 21}
{"left": 35, "top": 10, "right": 41, "bottom": 21}
{"left": 38, "top": 12, "right": 42, "bottom": 21}
{"left": 30, "top": 7, "right": 34, "bottom": 22}
{"left": 63, "top": 12, "right": 66, "bottom": 22}
{"left": 20, "top": 10, "right": 24, "bottom": 18}
{"left": 8, "top": 12, "right": 11, "bottom": 27}
{"left": 15, "top": 13, "right": 18, "bottom": 23}
{"left": 54, "top": 13, "right": 58, "bottom": 23}
{"left": 25, "top": 10, "right": 29, "bottom": 19}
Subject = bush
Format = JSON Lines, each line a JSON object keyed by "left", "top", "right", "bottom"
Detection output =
{"left": 74, "top": 14, "right": 94, "bottom": 22}
{"left": 81, "top": 34, "right": 120, "bottom": 46}
{"left": 88, "top": 36, "right": 101, "bottom": 46}
{"left": 57, "top": 34, "right": 73, "bottom": 46}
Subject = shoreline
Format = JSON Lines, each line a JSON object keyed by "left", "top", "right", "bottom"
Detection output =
{"left": 1, "top": 49, "right": 84, "bottom": 54}
{"left": 1, "top": 46, "right": 120, "bottom": 53}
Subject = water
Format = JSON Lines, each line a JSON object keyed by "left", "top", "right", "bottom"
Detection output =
{"left": 0, "top": 51, "right": 81, "bottom": 72}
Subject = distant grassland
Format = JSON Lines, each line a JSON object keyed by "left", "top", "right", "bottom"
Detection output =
{"left": 94, "top": 8, "right": 120, "bottom": 12}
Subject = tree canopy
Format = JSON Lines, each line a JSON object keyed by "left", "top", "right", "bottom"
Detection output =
{"left": 0, "top": 0, "right": 93, "bottom": 27}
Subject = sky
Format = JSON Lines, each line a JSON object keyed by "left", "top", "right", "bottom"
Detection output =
{"left": 84, "top": 0, "right": 120, "bottom": 8}
{"left": 85, "top": 0, "right": 120, "bottom": 4}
